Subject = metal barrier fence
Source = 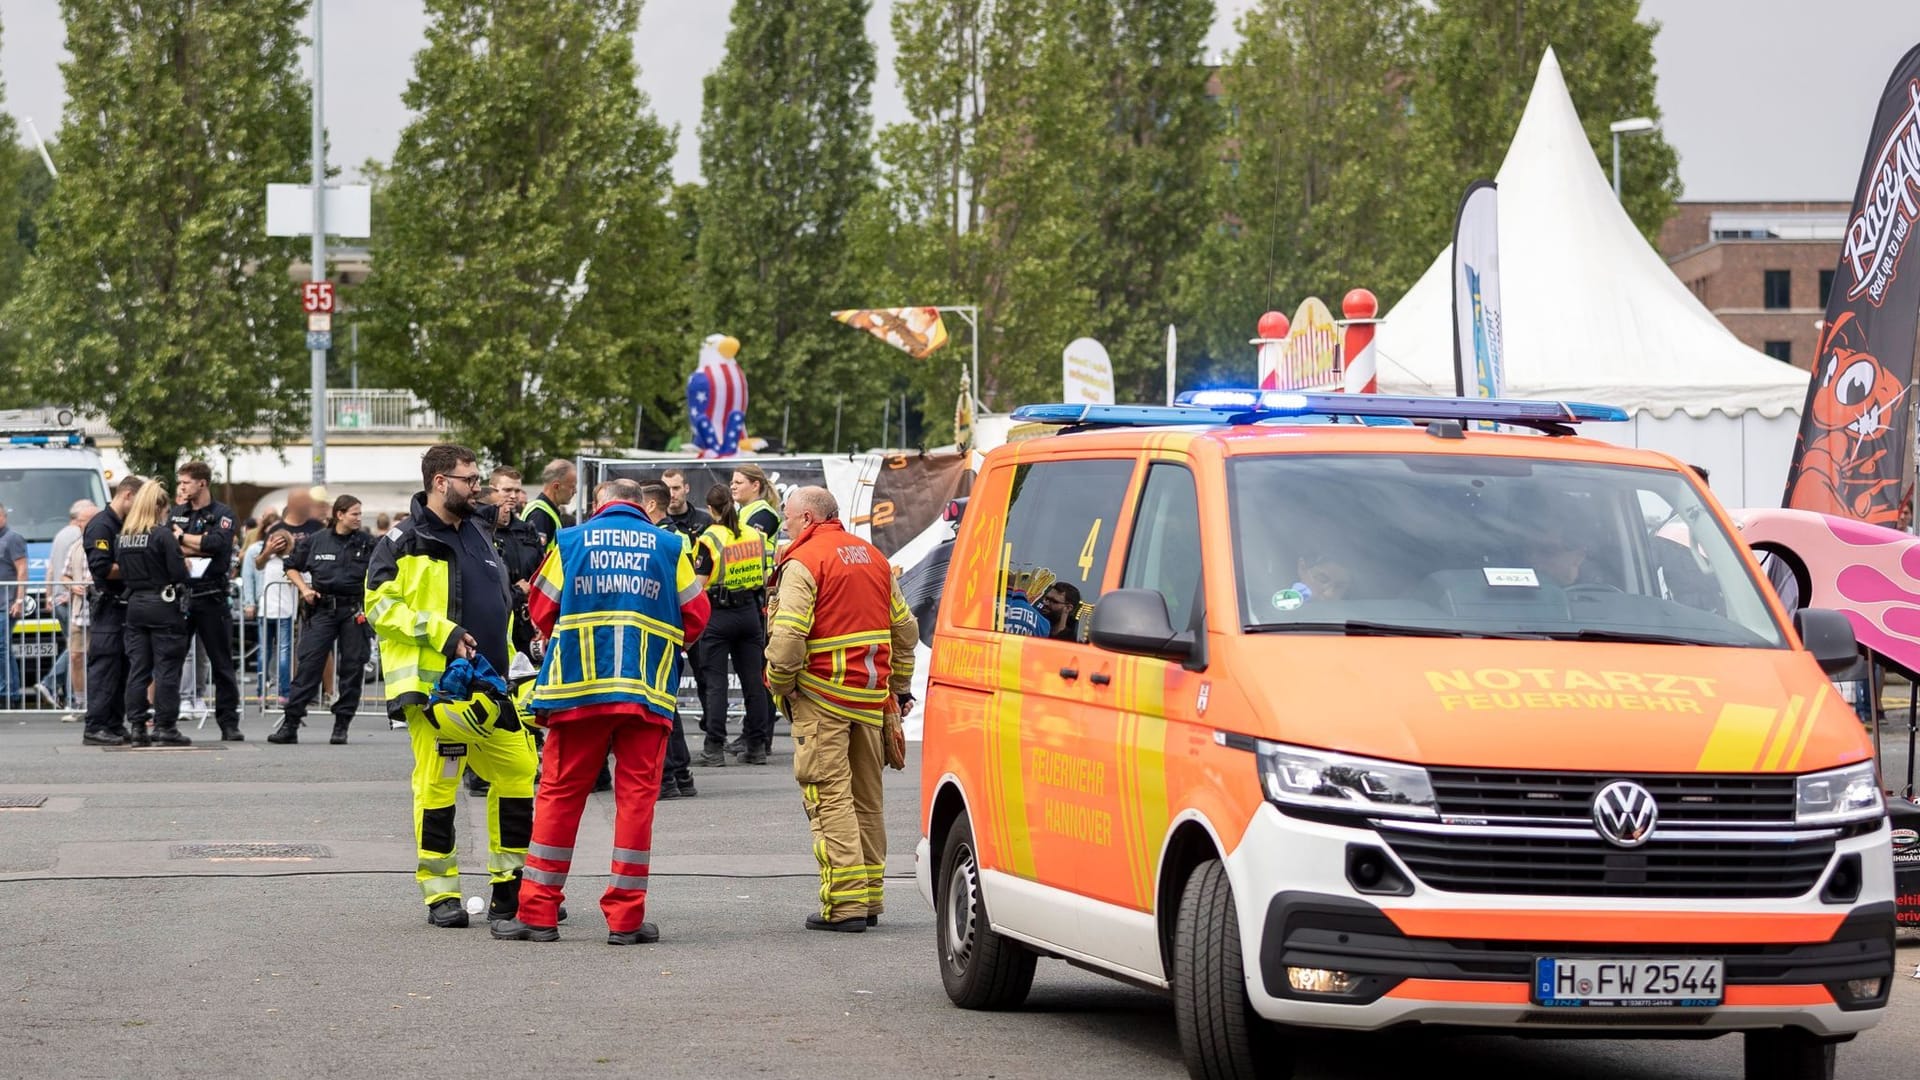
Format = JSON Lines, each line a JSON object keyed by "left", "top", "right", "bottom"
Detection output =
{"left": 0, "top": 579, "right": 88, "bottom": 714}
{"left": 251, "top": 579, "right": 386, "bottom": 724}
{"left": 0, "top": 577, "right": 386, "bottom": 722}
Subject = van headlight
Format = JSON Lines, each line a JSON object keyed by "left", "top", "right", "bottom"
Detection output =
{"left": 1256, "top": 742, "right": 1438, "bottom": 820}
{"left": 1795, "top": 762, "right": 1883, "bottom": 826}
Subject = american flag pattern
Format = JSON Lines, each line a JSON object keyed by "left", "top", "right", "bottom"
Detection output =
{"left": 687, "top": 333, "right": 748, "bottom": 458}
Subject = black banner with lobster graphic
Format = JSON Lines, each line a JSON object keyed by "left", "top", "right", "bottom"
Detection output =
{"left": 1784, "top": 44, "right": 1920, "bottom": 526}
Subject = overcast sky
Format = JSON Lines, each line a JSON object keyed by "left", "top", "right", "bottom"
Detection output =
{"left": 0, "top": 0, "right": 1915, "bottom": 201}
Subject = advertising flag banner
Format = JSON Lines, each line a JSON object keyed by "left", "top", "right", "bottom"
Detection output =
{"left": 832, "top": 307, "right": 950, "bottom": 359}
{"left": 1784, "top": 44, "right": 1920, "bottom": 526}
{"left": 1265, "top": 298, "right": 1339, "bottom": 392}
{"left": 1451, "top": 180, "right": 1504, "bottom": 402}
{"left": 687, "top": 333, "right": 748, "bottom": 458}
{"left": 1062, "top": 338, "right": 1116, "bottom": 404}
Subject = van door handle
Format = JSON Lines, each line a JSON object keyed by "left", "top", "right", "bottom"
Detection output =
{"left": 1089, "top": 672, "right": 1112, "bottom": 686}
{"left": 1058, "top": 666, "right": 1079, "bottom": 681}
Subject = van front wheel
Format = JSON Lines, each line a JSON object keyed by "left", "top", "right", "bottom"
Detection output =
{"left": 1743, "top": 1029, "right": 1836, "bottom": 1080}
{"left": 1173, "top": 859, "right": 1289, "bottom": 1080}
{"left": 937, "top": 815, "right": 1036, "bottom": 1010}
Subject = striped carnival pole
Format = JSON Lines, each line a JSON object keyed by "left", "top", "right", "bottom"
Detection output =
{"left": 1340, "top": 288, "right": 1381, "bottom": 394}
{"left": 1253, "top": 309, "right": 1289, "bottom": 390}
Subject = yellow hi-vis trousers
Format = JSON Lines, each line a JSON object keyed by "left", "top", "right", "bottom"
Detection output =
{"left": 789, "top": 694, "right": 886, "bottom": 920}
{"left": 405, "top": 701, "right": 539, "bottom": 905}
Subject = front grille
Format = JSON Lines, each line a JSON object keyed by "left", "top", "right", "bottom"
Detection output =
{"left": 1381, "top": 830, "right": 1834, "bottom": 898}
{"left": 1429, "top": 768, "right": 1797, "bottom": 827}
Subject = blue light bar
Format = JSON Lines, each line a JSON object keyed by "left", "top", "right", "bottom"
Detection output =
{"left": 4, "top": 434, "right": 83, "bottom": 446}
{"left": 1173, "top": 390, "right": 1628, "bottom": 425}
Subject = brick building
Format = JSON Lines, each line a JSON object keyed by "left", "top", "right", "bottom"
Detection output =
{"left": 1658, "top": 201, "right": 1848, "bottom": 371}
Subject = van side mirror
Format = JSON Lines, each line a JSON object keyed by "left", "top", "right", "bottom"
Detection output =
{"left": 1793, "top": 608, "right": 1859, "bottom": 678}
{"left": 1089, "top": 588, "right": 1192, "bottom": 662}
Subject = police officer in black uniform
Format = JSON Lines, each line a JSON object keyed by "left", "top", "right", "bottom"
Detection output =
{"left": 169, "top": 461, "right": 244, "bottom": 740}
{"left": 120, "top": 479, "right": 194, "bottom": 746}
{"left": 80, "top": 475, "right": 143, "bottom": 746}
{"left": 269, "top": 495, "right": 376, "bottom": 745}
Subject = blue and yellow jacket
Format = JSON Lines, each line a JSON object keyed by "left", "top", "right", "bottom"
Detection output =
{"left": 527, "top": 501, "right": 710, "bottom": 727}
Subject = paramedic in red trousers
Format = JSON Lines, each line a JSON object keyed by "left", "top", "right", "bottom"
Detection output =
{"left": 490, "top": 478, "right": 709, "bottom": 944}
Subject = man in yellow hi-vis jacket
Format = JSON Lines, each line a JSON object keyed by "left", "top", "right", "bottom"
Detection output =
{"left": 765, "top": 487, "right": 917, "bottom": 932}
{"left": 366, "top": 444, "right": 539, "bottom": 929}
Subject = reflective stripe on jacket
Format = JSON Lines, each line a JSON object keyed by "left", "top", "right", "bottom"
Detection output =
{"left": 765, "top": 520, "right": 917, "bottom": 726}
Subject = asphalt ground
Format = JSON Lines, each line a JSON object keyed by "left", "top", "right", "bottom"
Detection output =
{"left": 0, "top": 708, "right": 1915, "bottom": 1080}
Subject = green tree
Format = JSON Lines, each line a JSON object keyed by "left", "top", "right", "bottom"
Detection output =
{"left": 1065, "top": 0, "right": 1220, "bottom": 404}
{"left": 1189, "top": 0, "right": 1425, "bottom": 364}
{"left": 358, "top": 0, "right": 684, "bottom": 469}
{"left": 881, "top": 0, "right": 1105, "bottom": 416}
{"left": 695, "top": 0, "right": 877, "bottom": 451}
{"left": 1409, "top": 0, "right": 1682, "bottom": 250}
{"left": 7, "top": 2, "right": 310, "bottom": 471}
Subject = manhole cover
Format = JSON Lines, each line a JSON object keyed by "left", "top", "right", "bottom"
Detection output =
{"left": 169, "top": 843, "right": 332, "bottom": 860}
{"left": 0, "top": 795, "right": 47, "bottom": 808}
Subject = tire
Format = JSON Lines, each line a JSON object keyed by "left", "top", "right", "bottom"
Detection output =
{"left": 1173, "top": 859, "right": 1290, "bottom": 1080}
{"left": 936, "top": 814, "right": 1036, "bottom": 1009}
{"left": 1743, "top": 1029, "right": 1836, "bottom": 1080}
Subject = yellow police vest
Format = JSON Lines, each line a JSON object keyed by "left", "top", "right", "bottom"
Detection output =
{"left": 700, "top": 523, "right": 772, "bottom": 594}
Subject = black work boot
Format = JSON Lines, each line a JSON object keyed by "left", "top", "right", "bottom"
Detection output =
{"left": 488, "top": 874, "right": 521, "bottom": 921}
{"left": 695, "top": 741, "right": 727, "bottom": 767}
{"left": 805, "top": 913, "right": 867, "bottom": 933}
{"left": 82, "top": 730, "right": 129, "bottom": 747}
{"left": 425, "top": 898, "right": 469, "bottom": 928}
{"left": 743, "top": 745, "right": 769, "bottom": 765}
{"left": 266, "top": 717, "right": 299, "bottom": 744}
{"left": 607, "top": 923, "right": 660, "bottom": 946}
{"left": 128, "top": 723, "right": 152, "bottom": 748}
{"left": 150, "top": 725, "right": 192, "bottom": 747}
{"left": 217, "top": 718, "right": 244, "bottom": 742}
{"left": 490, "top": 918, "right": 558, "bottom": 942}
{"left": 329, "top": 719, "right": 350, "bottom": 745}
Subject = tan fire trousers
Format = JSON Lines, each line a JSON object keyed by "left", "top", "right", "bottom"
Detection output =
{"left": 789, "top": 694, "right": 886, "bottom": 921}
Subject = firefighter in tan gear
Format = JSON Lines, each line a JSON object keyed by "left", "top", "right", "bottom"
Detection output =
{"left": 765, "top": 487, "right": 917, "bottom": 932}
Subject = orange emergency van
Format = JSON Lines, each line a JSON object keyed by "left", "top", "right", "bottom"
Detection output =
{"left": 916, "top": 392, "right": 1894, "bottom": 1080}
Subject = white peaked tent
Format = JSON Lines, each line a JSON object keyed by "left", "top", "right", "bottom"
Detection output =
{"left": 1374, "top": 48, "right": 1810, "bottom": 507}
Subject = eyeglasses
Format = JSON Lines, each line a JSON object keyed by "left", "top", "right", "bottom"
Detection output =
{"left": 443, "top": 473, "right": 482, "bottom": 486}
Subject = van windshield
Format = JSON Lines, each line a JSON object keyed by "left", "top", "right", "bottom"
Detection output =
{"left": 1228, "top": 453, "right": 1785, "bottom": 648}
{"left": 0, "top": 468, "right": 108, "bottom": 543}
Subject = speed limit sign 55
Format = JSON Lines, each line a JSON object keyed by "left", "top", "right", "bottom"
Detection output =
{"left": 302, "top": 281, "right": 336, "bottom": 314}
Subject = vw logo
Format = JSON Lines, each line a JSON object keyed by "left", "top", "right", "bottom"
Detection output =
{"left": 1592, "top": 781, "right": 1658, "bottom": 848}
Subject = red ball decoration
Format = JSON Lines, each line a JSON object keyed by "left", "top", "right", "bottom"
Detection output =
{"left": 1342, "top": 288, "right": 1378, "bottom": 320}
{"left": 1256, "top": 310, "right": 1290, "bottom": 339}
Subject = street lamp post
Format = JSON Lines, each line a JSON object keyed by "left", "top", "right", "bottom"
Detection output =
{"left": 1609, "top": 116, "right": 1657, "bottom": 201}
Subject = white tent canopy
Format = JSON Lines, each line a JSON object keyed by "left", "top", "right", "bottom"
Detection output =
{"left": 1373, "top": 48, "right": 1810, "bottom": 506}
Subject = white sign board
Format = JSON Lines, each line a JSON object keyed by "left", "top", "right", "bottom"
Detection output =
{"left": 265, "top": 183, "right": 373, "bottom": 238}
{"left": 1062, "top": 337, "right": 1115, "bottom": 405}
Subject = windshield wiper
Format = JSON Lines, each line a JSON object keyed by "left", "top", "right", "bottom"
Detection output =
{"left": 1247, "top": 620, "right": 1543, "bottom": 640}
{"left": 1536, "top": 628, "right": 1742, "bottom": 647}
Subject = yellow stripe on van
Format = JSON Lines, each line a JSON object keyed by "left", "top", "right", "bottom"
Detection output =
{"left": 1695, "top": 704, "right": 1779, "bottom": 771}
{"left": 1112, "top": 658, "right": 1143, "bottom": 906}
{"left": 1760, "top": 695, "right": 1806, "bottom": 772}
{"left": 1132, "top": 708, "right": 1170, "bottom": 912}
{"left": 1785, "top": 683, "right": 1830, "bottom": 772}
{"left": 995, "top": 636, "right": 1035, "bottom": 879}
